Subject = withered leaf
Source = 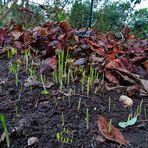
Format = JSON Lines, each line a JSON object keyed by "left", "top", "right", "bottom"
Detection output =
{"left": 84, "top": 38, "right": 105, "bottom": 56}
{"left": 40, "top": 56, "right": 57, "bottom": 73}
{"left": 98, "top": 115, "right": 128, "bottom": 147}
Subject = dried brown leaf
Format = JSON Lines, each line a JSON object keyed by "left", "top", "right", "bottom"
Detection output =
{"left": 98, "top": 115, "right": 128, "bottom": 147}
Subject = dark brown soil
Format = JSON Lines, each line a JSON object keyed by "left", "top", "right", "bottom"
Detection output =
{"left": 0, "top": 54, "right": 148, "bottom": 148}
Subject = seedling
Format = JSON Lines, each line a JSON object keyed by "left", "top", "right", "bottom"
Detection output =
{"left": 87, "top": 77, "right": 91, "bottom": 96}
{"left": 15, "top": 71, "right": 19, "bottom": 86}
{"left": 108, "top": 96, "right": 111, "bottom": 112}
{"left": 89, "top": 66, "right": 94, "bottom": 85}
{"left": 40, "top": 74, "right": 48, "bottom": 95}
{"left": 56, "top": 127, "right": 73, "bottom": 144}
{"left": 0, "top": 113, "right": 10, "bottom": 148}
{"left": 81, "top": 69, "right": 85, "bottom": 93}
{"left": 127, "top": 113, "right": 132, "bottom": 121}
{"left": 9, "top": 60, "right": 20, "bottom": 86}
{"left": 86, "top": 108, "right": 89, "bottom": 129}
{"left": 58, "top": 51, "right": 64, "bottom": 83}
{"left": 30, "top": 61, "right": 37, "bottom": 79}
{"left": 68, "top": 95, "right": 71, "bottom": 107}
{"left": 23, "top": 49, "right": 31, "bottom": 72}
{"left": 108, "top": 119, "right": 112, "bottom": 134}
{"left": 7, "top": 47, "right": 17, "bottom": 58}
{"left": 62, "top": 96, "right": 65, "bottom": 102}
{"left": 67, "top": 69, "right": 70, "bottom": 85}
{"left": 59, "top": 80, "right": 63, "bottom": 91}
{"left": 9, "top": 60, "right": 20, "bottom": 74}
{"left": 61, "top": 111, "right": 65, "bottom": 126}
{"left": 53, "top": 97, "right": 57, "bottom": 106}
{"left": 134, "top": 99, "right": 143, "bottom": 117}
{"left": 17, "top": 80, "right": 23, "bottom": 91}
{"left": 52, "top": 71, "right": 58, "bottom": 84}
{"left": 77, "top": 98, "right": 81, "bottom": 112}
{"left": 15, "top": 103, "right": 20, "bottom": 117}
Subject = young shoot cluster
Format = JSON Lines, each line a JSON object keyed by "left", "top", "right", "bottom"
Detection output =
{"left": 52, "top": 51, "right": 74, "bottom": 90}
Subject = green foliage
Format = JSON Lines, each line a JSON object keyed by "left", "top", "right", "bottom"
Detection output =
{"left": 0, "top": 2, "right": 45, "bottom": 28}
{"left": 43, "top": 0, "right": 69, "bottom": 22}
{"left": 94, "top": 1, "right": 130, "bottom": 32}
{"left": 56, "top": 127, "right": 73, "bottom": 144}
{"left": 129, "top": 8, "right": 148, "bottom": 38}
{"left": 11, "top": 3, "right": 45, "bottom": 28}
{"left": 69, "top": 2, "right": 90, "bottom": 28}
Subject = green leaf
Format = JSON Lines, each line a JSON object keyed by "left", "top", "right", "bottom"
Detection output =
{"left": 118, "top": 116, "right": 137, "bottom": 128}
{"left": 40, "top": 89, "right": 49, "bottom": 95}
{"left": 0, "top": 113, "right": 10, "bottom": 148}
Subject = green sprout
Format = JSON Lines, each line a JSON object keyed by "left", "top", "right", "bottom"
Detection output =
{"left": 52, "top": 71, "right": 58, "bottom": 84}
{"left": 53, "top": 97, "right": 57, "bottom": 106}
{"left": 81, "top": 69, "right": 86, "bottom": 94}
{"left": 87, "top": 77, "right": 91, "bottom": 96}
{"left": 86, "top": 108, "right": 89, "bottom": 129}
{"left": 56, "top": 127, "right": 73, "bottom": 144}
{"left": 30, "top": 61, "right": 37, "bottom": 79}
{"left": 59, "top": 80, "right": 63, "bottom": 91}
{"left": 68, "top": 95, "right": 71, "bottom": 107}
{"left": 23, "top": 49, "right": 31, "bottom": 72}
{"left": 0, "top": 113, "right": 10, "bottom": 148}
{"left": 62, "top": 96, "right": 65, "bottom": 102}
{"left": 127, "top": 114, "right": 132, "bottom": 121}
{"left": 108, "top": 119, "right": 112, "bottom": 134}
{"left": 61, "top": 111, "right": 65, "bottom": 127}
{"left": 7, "top": 47, "right": 17, "bottom": 59}
{"left": 15, "top": 103, "right": 20, "bottom": 117}
{"left": 58, "top": 51, "right": 64, "bottom": 83}
{"left": 108, "top": 96, "right": 111, "bottom": 112}
{"left": 77, "top": 98, "right": 81, "bottom": 112}
{"left": 89, "top": 66, "right": 94, "bottom": 85}
{"left": 134, "top": 99, "right": 144, "bottom": 117}
{"left": 40, "top": 74, "right": 48, "bottom": 95}
{"left": 9, "top": 60, "right": 20, "bottom": 86}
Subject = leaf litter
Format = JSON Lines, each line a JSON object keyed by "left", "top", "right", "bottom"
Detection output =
{"left": 0, "top": 21, "right": 148, "bottom": 147}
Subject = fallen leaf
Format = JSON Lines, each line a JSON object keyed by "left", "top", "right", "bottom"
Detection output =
{"left": 59, "top": 20, "right": 70, "bottom": 32}
{"left": 40, "top": 56, "right": 57, "bottom": 73}
{"left": 84, "top": 38, "right": 105, "bottom": 56}
{"left": 24, "top": 76, "right": 41, "bottom": 87}
{"left": 98, "top": 115, "right": 128, "bottom": 147}
{"left": 126, "top": 85, "right": 140, "bottom": 97}
{"left": 10, "top": 24, "right": 23, "bottom": 40}
{"left": 118, "top": 116, "right": 137, "bottom": 128}
{"left": 73, "top": 58, "right": 87, "bottom": 66}
{"left": 75, "top": 28, "right": 94, "bottom": 38}
{"left": 0, "top": 29, "right": 7, "bottom": 43}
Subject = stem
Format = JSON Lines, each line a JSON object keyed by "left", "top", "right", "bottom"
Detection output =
{"left": 108, "top": 119, "right": 112, "bottom": 134}
{"left": 40, "top": 74, "right": 46, "bottom": 91}
{"left": 86, "top": 108, "right": 89, "bottom": 129}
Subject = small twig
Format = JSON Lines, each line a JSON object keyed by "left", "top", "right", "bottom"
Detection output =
{"left": 137, "top": 119, "right": 148, "bottom": 123}
{"left": 58, "top": 90, "right": 93, "bottom": 99}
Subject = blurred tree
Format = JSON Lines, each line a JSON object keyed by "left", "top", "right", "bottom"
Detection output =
{"left": 42, "top": 0, "right": 72, "bottom": 22}
{"left": 129, "top": 8, "right": 148, "bottom": 38}
{"left": 94, "top": 1, "right": 131, "bottom": 32}
{"left": 69, "top": 1, "right": 90, "bottom": 28}
{"left": 0, "top": 0, "right": 18, "bottom": 26}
